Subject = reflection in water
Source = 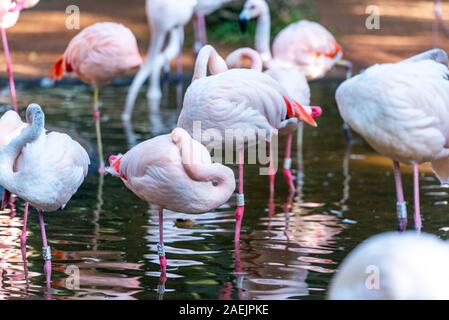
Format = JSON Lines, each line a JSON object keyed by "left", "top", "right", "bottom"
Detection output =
{"left": 1, "top": 80, "right": 447, "bottom": 299}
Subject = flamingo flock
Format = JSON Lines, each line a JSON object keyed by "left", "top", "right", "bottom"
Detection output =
{"left": 1, "top": 0, "right": 449, "bottom": 300}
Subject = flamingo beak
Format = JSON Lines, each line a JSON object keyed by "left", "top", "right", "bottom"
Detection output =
{"left": 294, "top": 101, "right": 318, "bottom": 127}
{"left": 239, "top": 12, "right": 249, "bottom": 33}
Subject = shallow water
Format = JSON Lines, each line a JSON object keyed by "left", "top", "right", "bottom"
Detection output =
{"left": 1, "top": 77, "right": 449, "bottom": 300}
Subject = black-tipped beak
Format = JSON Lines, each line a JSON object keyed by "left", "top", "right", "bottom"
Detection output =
{"left": 239, "top": 17, "right": 248, "bottom": 33}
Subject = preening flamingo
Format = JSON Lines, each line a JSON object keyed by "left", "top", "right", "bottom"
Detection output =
{"left": 177, "top": 45, "right": 317, "bottom": 243}
{"left": 193, "top": 0, "right": 233, "bottom": 52}
{"left": 106, "top": 127, "right": 235, "bottom": 277}
{"left": 49, "top": 22, "right": 142, "bottom": 173}
{"left": 238, "top": 0, "right": 352, "bottom": 80}
{"left": 225, "top": 48, "right": 322, "bottom": 193}
{"left": 328, "top": 232, "right": 449, "bottom": 300}
{"left": 122, "top": 0, "right": 197, "bottom": 120}
{"left": 0, "top": 104, "right": 90, "bottom": 285}
{"left": 336, "top": 48, "right": 449, "bottom": 232}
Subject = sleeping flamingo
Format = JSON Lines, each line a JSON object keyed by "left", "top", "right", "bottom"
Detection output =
{"left": 122, "top": 0, "right": 197, "bottom": 120}
{"left": 225, "top": 48, "right": 321, "bottom": 193}
{"left": 0, "top": 1, "right": 40, "bottom": 213}
{"left": 193, "top": 0, "right": 233, "bottom": 52}
{"left": 336, "top": 48, "right": 449, "bottom": 232}
{"left": 0, "top": 104, "right": 90, "bottom": 285}
{"left": 329, "top": 232, "right": 449, "bottom": 299}
{"left": 49, "top": 22, "right": 142, "bottom": 173}
{"left": 177, "top": 45, "right": 318, "bottom": 243}
{"left": 238, "top": 0, "right": 352, "bottom": 80}
{"left": 106, "top": 127, "right": 235, "bottom": 276}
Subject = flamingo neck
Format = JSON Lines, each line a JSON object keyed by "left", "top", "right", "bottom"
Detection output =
{"left": 192, "top": 45, "right": 228, "bottom": 81}
{"left": 255, "top": 9, "right": 272, "bottom": 63}
{"left": 0, "top": 112, "right": 44, "bottom": 193}
{"left": 226, "top": 48, "right": 263, "bottom": 72}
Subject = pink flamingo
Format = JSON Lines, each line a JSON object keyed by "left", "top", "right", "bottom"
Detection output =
{"left": 238, "top": 0, "right": 352, "bottom": 80}
{"left": 177, "top": 45, "right": 318, "bottom": 244}
{"left": 49, "top": 22, "right": 142, "bottom": 173}
{"left": 193, "top": 0, "right": 233, "bottom": 52}
{"left": 225, "top": 48, "right": 322, "bottom": 193}
{"left": 0, "top": 104, "right": 90, "bottom": 285}
{"left": 106, "top": 127, "right": 235, "bottom": 277}
{"left": 123, "top": 0, "right": 197, "bottom": 120}
{"left": 336, "top": 48, "right": 449, "bottom": 232}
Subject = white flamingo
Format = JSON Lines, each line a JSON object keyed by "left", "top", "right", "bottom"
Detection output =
{"left": 123, "top": 0, "right": 197, "bottom": 120}
{"left": 0, "top": 104, "right": 90, "bottom": 285}
{"left": 329, "top": 232, "right": 449, "bottom": 300}
{"left": 336, "top": 48, "right": 449, "bottom": 232}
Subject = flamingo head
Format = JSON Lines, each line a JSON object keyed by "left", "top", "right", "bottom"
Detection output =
{"left": 239, "top": 0, "right": 269, "bottom": 31}
{"left": 106, "top": 154, "right": 127, "bottom": 181}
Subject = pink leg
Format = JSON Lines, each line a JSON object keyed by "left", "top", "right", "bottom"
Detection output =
{"left": 282, "top": 133, "right": 296, "bottom": 193}
{"left": 2, "top": 189, "right": 16, "bottom": 218}
{"left": 393, "top": 161, "right": 407, "bottom": 231}
{"left": 20, "top": 202, "right": 29, "bottom": 246}
{"left": 268, "top": 143, "right": 276, "bottom": 195}
{"left": 413, "top": 163, "right": 422, "bottom": 232}
{"left": 198, "top": 14, "right": 207, "bottom": 46}
{"left": 235, "top": 149, "right": 245, "bottom": 244}
{"left": 38, "top": 211, "right": 52, "bottom": 286}
{"left": 157, "top": 208, "right": 167, "bottom": 299}
{"left": 176, "top": 53, "right": 184, "bottom": 107}
{"left": 1, "top": 28, "right": 17, "bottom": 112}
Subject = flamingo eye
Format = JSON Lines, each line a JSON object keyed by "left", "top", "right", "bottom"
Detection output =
{"left": 212, "top": 180, "right": 218, "bottom": 187}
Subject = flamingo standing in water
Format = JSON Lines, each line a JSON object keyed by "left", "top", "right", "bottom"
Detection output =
{"left": 107, "top": 127, "right": 235, "bottom": 277}
{"left": 238, "top": 0, "right": 352, "bottom": 80}
{"left": 328, "top": 232, "right": 449, "bottom": 300}
{"left": 49, "top": 22, "right": 142, "bottom": 173}
{"left": 177, "top": 45, "right": 317, "bottom": 243}
{"left": 193, "top": 0, "right": 233, "bottom": 52}
{"left": 0, "top": 104, "right": 90, "bottom": 285}
{"left": 225, "top": 48, "right": 321, "bottom": 193}
{"left": 336, "top": 48, "right": 449, "bottom": 232}
{"left": 122, "top": 0, "right": 197, "bottom": 120}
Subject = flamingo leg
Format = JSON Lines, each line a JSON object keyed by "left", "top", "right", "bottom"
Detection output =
{"left": 282, "top": 132, "right": 296, "bottom": 193}
{"left": 413, "top": 163, "right": 422, "bottom": 232}
{"left": 92, "top": 85, "right": 105, "bottom": 174}
{"left": 268, "top": 142, "right": 276, "bottom": 195}
{"left": 392, "top": 161, "right": 407, "bottom": 231}
{"left": 20, "top": 202, "right": 29, "bottom": 246}
{"left": 38, "top": 211, "right": 52, "bottom": 287}
{"left": 1, "top": 27, "right": 17, "bottom": 112}
{"left": 157, "top": 207, "right": 167, "bottom": 299}
{"left": 194, "top": 14, "right": 207, "bottom": 53}
{"left": 235, "top": 149, "right": 245, "bottom": 244}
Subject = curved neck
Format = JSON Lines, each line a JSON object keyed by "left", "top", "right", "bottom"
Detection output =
{"left": 255, "top": 9, "right": 272, "bottom": 62}
{"left": 0, "top": 110, "right": 44, "bottom": 192}
{"left": 192, "top": 45, "right": 229, "bottom": 81}
{"left": 226, "top": 48, "right": 263, "bottom": 72}
{"left": 171, "top": 129, "right": 231, "bottom": 186}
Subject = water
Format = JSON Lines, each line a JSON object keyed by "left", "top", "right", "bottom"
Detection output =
{"left": 1, "top": 78, "right": 449, "bottom": 300}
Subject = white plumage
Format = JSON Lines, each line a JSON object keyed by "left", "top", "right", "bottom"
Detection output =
{"left": 328, "top": 232, "right": 449, "bottom": 300}
{"left": 336, "top": 52, "right": 449, "bottom": 184}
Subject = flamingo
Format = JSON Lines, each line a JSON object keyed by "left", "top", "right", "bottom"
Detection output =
{"left": 0, "top": 104, "right": 90, "bottom": 285}
{"left": 49, "top": 22, "right": 142, "bottom": 173}
{"left": 106, "top": 127, "right": 235, "bottom": 278}
{"left": 122, "top": 0, "right": 197, "bottom": 120}
{"left": 434, "top": 0, "right": 449, "bottom": 43}
{"left": 225, "top": 48, "right": 321, "bottom": 193}
{"left": 193, "top": 0, "right": 233, "bottom": 53}
{"left": 177, "top": 45, "right": 318, "bottom": 243}
{"left": 336, "top": 48, "right": 449, "bottom": 232}
{"left": 328, "top": 232, "right": 449, "bottom": 300}
{"left": 238, "top": 0, "right": 352, "bottom": 81}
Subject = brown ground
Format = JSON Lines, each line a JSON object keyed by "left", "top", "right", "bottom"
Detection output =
{"left": 1, "top": 0, "right": 448, "bottom": 79}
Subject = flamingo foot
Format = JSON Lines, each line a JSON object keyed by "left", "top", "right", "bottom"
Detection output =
{"left": 283, "top": 168, "right": 296, "bottom": 193}
{"left": 92, "top": 110, "right": 101, "bottom": 121}
{"left": 98, "top": 165, "right": 106, "bottom": 175}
